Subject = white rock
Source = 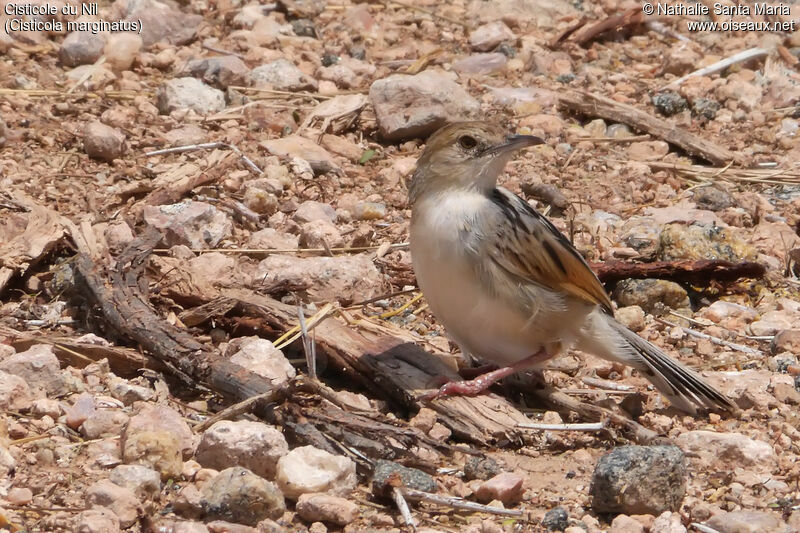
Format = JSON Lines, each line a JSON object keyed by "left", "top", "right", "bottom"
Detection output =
{"left": 156, "top": 78, "right": 226, "bottom": 115}
{"left": 249, "top": 58, "right": 318, "bottom": 91}
{"left": 675, "top": 430, "right": 776, "bottom": 470}
{"left": 86, "top": 480, "right": 140, "bottom": 528}
{"left": 469, "top": 21, "right": 516, "bottom": 51}
{"left": 275, "top": 446, "right": 357, "bottom": 500}
{"left": 225, "top": 337, "right": 296, "bottom": 387}
{"left": 196, "top": 420, "right": 288, "bottom": 479}
{"left": 143, "top": 201, "right": 232, "bottom": 249}
{"left": 109, "top": 464, "right": 162, "bottom": 500}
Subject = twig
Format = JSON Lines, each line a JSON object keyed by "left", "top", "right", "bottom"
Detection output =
{"left": 655, "top": 318, "right": 763, "bottom": 356}
{"left": 400, "top": 488, "right": 524, "bottom": 517}
{"left": 393, "top": 487, "right": 417, "bottom": 530}
{"left": 380, "top": 0, "right": 472, "bottom": 29}
{"left": 273, "top": 302, "right": 335, "bottom": 350}
{"left": 662, "top": 47, "right": 768, "bottom": 90}
{"left": 631, "top": 161, "right": 800, "bottom": 185}
{"left": 559, "top": 91, "right": 738, "bottom": 165}
{"left": 691, "top": 524, "right": 722, "bottom": 533}
{"left": 570, "top": 134, "right": 651, "bottom": 143}
{"left": 194, "top": 390, "right": 278, "bottom": 433}
{"left": 298, "top": 306, "right": 317, "bottom": 380}
{"left": 201, "top": 43, "right": 245, "bottom": 59}
{"left": 144, "top": 142, "right": 263, "bottom": 176}
{"left": 152, "top": 243, "right": 410, "bottom": 256}
{"left": 67, "top": 56, "right": 106, "bottom": 94}
{"left": 582, "top": 376, "right": 634, "bottom": 391}
{"left": 517, "top": 421, "right": 606, "bottom": 431}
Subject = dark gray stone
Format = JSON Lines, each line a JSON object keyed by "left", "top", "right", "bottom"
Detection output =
{"left": 372, "top": 460, "right": 436, "bottom": 497}
{"left": 590, "top": 445, "right": 686, "bottom": 515}
{"left": 542, "top": 507, "right": 569, "bottom": 531}
{"left": 652, "top": 91, "right": 688, "bottom": 117}
{"left": 692, "top": 98, "right": 721, "bottom": 119}
{"left": 464, "top": 456, "right": 502, "bottom": 481}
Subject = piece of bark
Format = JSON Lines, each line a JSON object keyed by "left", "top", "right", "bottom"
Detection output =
{"left": 590, "top": 259, "right": 766, "bottom": 285}
{"left": 558, "top": 90, "right": 739, "bottom": 165}
{"left": 568, "top": 8, "right": 645, "bottom": 46}
{"left": 0, "top": 194, "right": 68, "bottom": 294}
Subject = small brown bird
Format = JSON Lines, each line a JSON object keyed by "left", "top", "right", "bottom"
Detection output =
{"left": 408, "top": 121, "right": 736, "bottom": 414}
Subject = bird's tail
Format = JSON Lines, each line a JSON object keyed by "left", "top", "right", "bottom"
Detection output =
{"left": 604, "top": 316, "right": 738, "bottom": 414}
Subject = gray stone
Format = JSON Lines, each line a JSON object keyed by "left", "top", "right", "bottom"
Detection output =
{"left": 612, "top": 279, "right": 690, "bottom": 314}
{"left": 369, "top": 70, "right": 480, "bottom": 141}
{"left": 201, "top": 467, "right": 286, "bottom": 525}
{"left": 372, "top": 459, "right": 436, "bottom": 497}
{"left": 464, "top": 456, "right": 501, "bottom": 481}
{"left": 693, "top": 185, "right": 734, "bottom": 212}
{"left": 652, "top": 91, "right": 688, "bottom": 117}
{"left": 182, "top": 56, "right": 250, "bottom": 90}
{"left": 143, "top": 201, "right": 232, "bottom": 249}
{"left": 59, "top": 31, "right": 105, "bottom": 67}
{"left": 156, "top": 78, "right": 226, "bottom": 115}
{"left": 249, "top": 59, "right": 318, "bottom": 91}
{"left": 469, "top": 21, "right": 516, "bottom": 52}
{"left": 115, "top": 0, "right": 203, "bottom": 46}
{"left": 84, "top": 121, "right": 126, "bottom": 162}
{"left": 542, "top": 507, "right": 569, "bottom": 531}
{"left": 109, "top": 464, "right": 162, "bottom": 500}
{"left": 590, "top": 445, "right": 686, "bottom": 515}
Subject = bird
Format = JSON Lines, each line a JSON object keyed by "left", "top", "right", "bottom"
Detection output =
{"left": 408, "top": 121, "right": 736, "bottom": 414}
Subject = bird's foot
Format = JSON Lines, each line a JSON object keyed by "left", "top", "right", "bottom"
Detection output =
{"left": 419, "top": 365, "right": 518, "bottom": 402}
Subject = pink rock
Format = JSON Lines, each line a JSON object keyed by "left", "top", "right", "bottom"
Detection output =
{"left": 224, "top": 337, "right": 295, "bottom": 387}
{"left": 300, "top": 220, "right": 345, "bottom": 248}
{"left": 610, "top": 514, "right": 644, "bottom": 533}
{"left": 469, "top": 21, "right": 516, "bottom": 51}
{"left": 0, "top": 344, "right": 65, "bottom": 397}
{"left": 675, "top": 431, "right": 776, "bottom": 471}
{"left": 7, "top": 487, "right": 32, "bottom": 505}
{"left": 261, "top": 137, "right": 338, "bottom": 175}
{"left": 74, "top": 506, "right": 121, "bottom": 533}
{"left": 474, "top": 472, "right": 524, "bottom": 504}
{"left": 0, "top": 371, "right": 33, "bottom": 411}
{"left": 124, "top": 405, "right": 194, "bottom": 457}
{"left": 296, "top": 493, "right": 359, "bottom": 526}
{"left": 143, "top": 201, "right": 232, "bottom": 249}
{"left": 651, "top": 511, "right": 686, "bottom": 533}
{"left": 86, "top": 480, "right": 140, "bottom": 528}
{"left": 66, "top": 392, "right": 96, "bottom": 430}
{"left": 196, "top": 420, "right": 288, "bottom": 479}
{"left": 81, "top": 409, "right": 130, "bottom": 439}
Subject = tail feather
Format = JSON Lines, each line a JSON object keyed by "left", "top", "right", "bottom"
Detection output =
{"left": 606, "top": 317, "right": 737, "bottom": 414}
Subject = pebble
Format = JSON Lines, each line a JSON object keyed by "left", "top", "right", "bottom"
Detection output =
{"left": 691, "top": 97, "right": 720, "bottom": 119}
{"left": 464, "top": 456, "right": 502, "bottom": 481}
{"left": 59, "top": 31, "right": 105, "bottom": 67}
{"left": 255, "top": 254, "right": 384, "bottom": 304}
{"left": 615, "top": 305, "right": 645, "bottom": 332}
{"left": 7, "top": 487, "right": 32, "bottom": 505}
{"left": 606, "top": 123, "right": 634, "bottom": 138}
{"left": 296, "top": 493, "right": 359, "bottom": 526}
{"left": 201, "top": 467, "right": 286, "bottom": 525}
{"left": 700, "top": 300, "right": 757, "bottom": 323}
{"left": 652, "top": 91, "right": 688, "bottom": 116}
{"left": 474, "top": 472, "right": 525, "bottom": 505}
{"left": 658, "top": 223, "right": 754, "bottom": 262}
{"left": 123, "top": 430, "right": 183, "bottom": 480}
{"left": 196, "top": 420, "right": 288, "bottom": 479}
{"left": 118, "top": 0, "right": 203, "bottom": 46}
{"left": 542, "top": 507, "right": 569, "bottom": 531}
{"left": 610, "top": 514, "right": 644, "bottom": 533}
{"left": 0, "top": 371, "right": 32, "bottom": 411}
{"left": 469, "top": 21, "right": 516, "bottom": 51}
{"left": 613, "top": 279, "right": 690, "bottom": 313}
{"left": 353, "top": 202, "right": 386, "bottom": 221}
{"left": 109, "top": 464, "right": 161, "bottom": 500}
{"left": 249, "top": 58, "right": 318, "bottom": 91}
{"left": 74, "top": 506, "right": 121, "bottom": 533}
{"left": 261, "top": 136, "right": 338, "bottom": 175}
{"left": 81, "top": 409, "right": 130, "bottom": 439}
{"left": 86, "top": 479, "right": 141, "bottom": 528}
{"left": 248, "top": 228, "right": 299, "bottom": 250}
{"left": 773, "top": 329, "right": 800, "bottom": 354}
{"left": 372, "top": 459, "right": 436, "bottom": 497}
{"left": 651, "top": 511, "right": 686, "bottom": 533}
{"left": 369, "top": 70, "right": 480, "bottom": 141}
{"left": 693, "top": 185, "right": 734, "bottom": 211}
{"left": 675, "top": 431, "right": 776, "bottom": 471}
{"left": 705, "top": 510, "right": 789, "bottom": 533}
{"left": 156, "top": 78, "right": 226, "bottom": 115}
{"left": 104, "top": 33, "right": 142, "bottom": 72}
{"left": 276, "top": 446, "right": 357, "bottom": 499}
{"left": 452, "top": 53, "right": 507, "bottom": 76}
{"left": 224, "top": 337, "right": 296, "bottom": 387}
{"left": 83, "top": 121, "right": 127, "bottom": 162}
{"left": 591, "top": 445, "right": 686, "bottom": 515}
{"left": 143, "top": 201, "right": 232, "bottom": 248}
{"left": 300, "top": 219, "right": 345, "bottom": 248}
{"left": 181, "top": 56, "right": 250, "bottom": 90}
{"left": 108, "top": 377, "right": 154, "bottom": 405}
{"left": 627, "top": 141, "right": 669, "bottom": 161}
{"left": 0, "top": 344, "right": 66, "bottom": 397}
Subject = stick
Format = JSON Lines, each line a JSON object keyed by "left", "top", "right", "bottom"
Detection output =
{"left": 145, "top": 142, "right": 263, "bottom": 175}
{"left": 662, "top": 47, "right": 768, "bottom": 90}
{"left": 691, "top": 524, "right": 722, "bottom": 533}
{"left": 152, "top": 243, "right": 410, "bottom": 256}
{"left": 569, "top": 8, "right": 644, "bottom": 45}
{"left": 582, "top": 376, "right": 634, "bottom": 391}
{"left": 655, "top": 318, "right": 762, "bottom": 356}
{"left": 400, "top": 488, "right": 524, "bottom": 517}
{"left": 517, "top": 422, "right": 606, "bottom": 431}
{"left": 589, "top": 259, "right": 765, "bottom": 285}
{"left": 558, "top": 91, "right": 738, "bottom": 165}
{"left": 392, "top": 487, "right": 417, "bottom": 529}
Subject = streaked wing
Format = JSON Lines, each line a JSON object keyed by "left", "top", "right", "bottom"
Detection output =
{"left": 488, "top": 187, "right": 613, "bottom": 314}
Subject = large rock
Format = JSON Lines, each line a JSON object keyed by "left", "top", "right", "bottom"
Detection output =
{"left": 111, "top": 0, "right": 203, "bottom": 46}
{"left": 260, "top": 136, "right": 338, "bottom": 175}
{"left": 591, "top": 445, "right": 686, "bottom": 515}
{"left": 658, "top": 223, "right": 754, "bottom": 262}
{"left": 156, "top": 78, "right": 226, "bottom": 115}
{"left": 275, "top": 446, "right": 357, "bottom": 499}
{"left": 196, "top": 420, "right": 288, "bottom": 479}
{"left": 59, "top": 31, "right": 105, "bottom": 67}
{"left": 249, "top": 59, "right": 318, "bottom": 91}
{"left": 0, "top": 344, "right": 66, "bottom": 397}
{"left": 181, "top": 56, "right": 250, "bottom": 90}
{"left": 705, "top": 510, "right": 791, "bottom": 533}
{"left": 143, "top": 201, "right": 232, "bottom": 248}
{"left": 254, "top": 254, "right": 384, "bottom": 304}
{"left": 224, "top": 337, "right": 296, "bottom": 388}
{"left": 674, "top": 431, "right": 776, "bottom": 471}
{"left": 201, "top": 467, "right": 286, "bottom": 525}
{"left": 369, "top": 70, "right": 480, "bottom": 141}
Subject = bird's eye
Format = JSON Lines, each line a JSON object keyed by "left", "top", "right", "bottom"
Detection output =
{"left": 458, "top": 135, "right": 478, "bottom": 150}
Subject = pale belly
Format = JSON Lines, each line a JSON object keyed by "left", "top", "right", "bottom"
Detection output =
{"left": 411, "top": 204, "right": 584, "bottom": 367}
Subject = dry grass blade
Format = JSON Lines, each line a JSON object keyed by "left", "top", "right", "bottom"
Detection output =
{"left": 640, "top": 161, "right": 800, "bottom": 185}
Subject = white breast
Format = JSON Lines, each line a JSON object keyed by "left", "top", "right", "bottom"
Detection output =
{"left": 410, "top": 191, "right": 576, "bottom": 366}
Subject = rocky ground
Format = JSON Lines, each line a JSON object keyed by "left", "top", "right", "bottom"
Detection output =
{"left": 1, "top": 0, "right": 800, "bottom": 531}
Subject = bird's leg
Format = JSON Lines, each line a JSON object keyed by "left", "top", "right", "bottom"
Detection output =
{"left": 420, "top": 349, "right": 549, "bottom": 401}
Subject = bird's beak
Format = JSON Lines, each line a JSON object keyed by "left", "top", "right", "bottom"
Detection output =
{"left": 487, "top": 134, "right": 545, "bottom": 155}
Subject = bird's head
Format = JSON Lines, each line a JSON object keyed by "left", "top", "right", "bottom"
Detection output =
{"left": 408, "top": 121, "right": 544, "bottom": 204}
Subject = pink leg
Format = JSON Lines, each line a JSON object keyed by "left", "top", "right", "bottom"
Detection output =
{"left": 420, "top": 349, "right": 550, "bottom": 401}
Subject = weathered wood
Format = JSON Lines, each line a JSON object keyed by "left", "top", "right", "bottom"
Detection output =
{"left": 558, "top": 90, "right": 739, "bottom": 165}
{"left": 590, "top": 259, "right": 766, "bottom": 285}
